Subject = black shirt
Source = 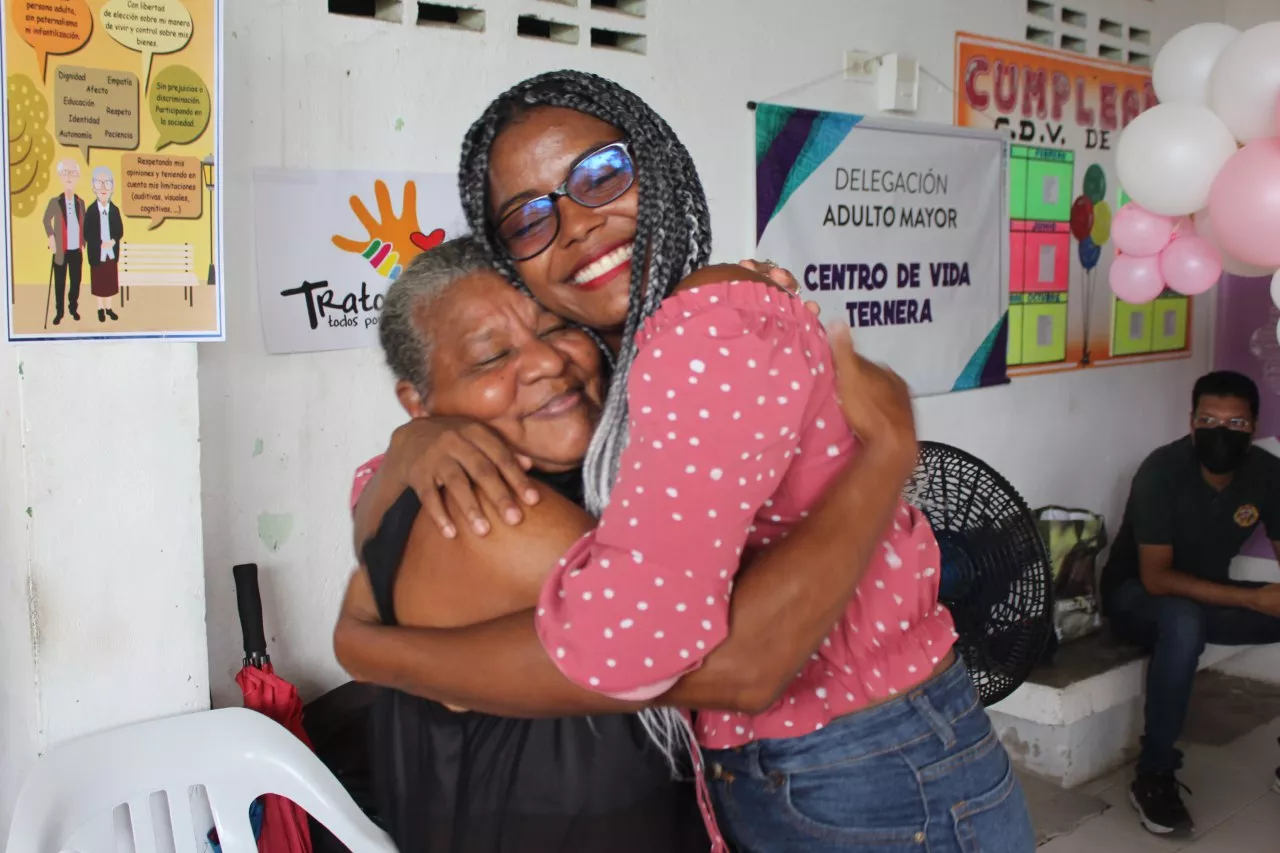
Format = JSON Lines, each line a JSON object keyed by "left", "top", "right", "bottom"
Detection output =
{"left": 1101, "top": 437, "right": 1280, "bottom": 604}
{"left": 362, "top": 469, "right": 709, "bottom": 853}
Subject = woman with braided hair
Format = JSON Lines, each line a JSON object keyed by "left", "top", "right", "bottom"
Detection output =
{"left": 340, "top": 70, "right": 1034, "bottom": 852}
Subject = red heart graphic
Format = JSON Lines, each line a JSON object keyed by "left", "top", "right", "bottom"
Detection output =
{"left": 410, "top": 229, "right": 446, "bottom": 253}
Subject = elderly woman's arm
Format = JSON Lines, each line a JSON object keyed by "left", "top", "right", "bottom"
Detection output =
{"left": 336, "top": 439, "right": 912, "bottom": 715}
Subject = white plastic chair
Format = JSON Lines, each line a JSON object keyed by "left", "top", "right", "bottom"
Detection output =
{"left": 5, "top": 707, "right": 396, "bottom": 853}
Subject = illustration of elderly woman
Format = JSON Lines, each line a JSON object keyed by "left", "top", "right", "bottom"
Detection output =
{"left": 84, "top": 165, "right": 124, "bottom": 322}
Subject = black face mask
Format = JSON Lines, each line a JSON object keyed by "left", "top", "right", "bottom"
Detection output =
{"left": 1193, "top": 427, "right": 1252, "bottom": 475}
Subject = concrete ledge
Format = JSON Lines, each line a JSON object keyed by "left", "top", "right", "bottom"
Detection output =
{"left": 988, "top": 641, "right": 1252, "bottom": 787}
{"left": 993, "top": 643, "right": 1243, "bottom": 728}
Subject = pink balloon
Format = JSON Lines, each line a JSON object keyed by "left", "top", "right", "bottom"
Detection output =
{"left": 1111, "top": 203, "right": 1177, "bottom": 256}
{"left": 1110, "top": 253, "right": 1165, "bottom": 304}
{"left": 1207, "top": 139, "right": 1280, "bottom": 268}
{"left": 1159, "top": 234, "right": 1223, "bottom": 295}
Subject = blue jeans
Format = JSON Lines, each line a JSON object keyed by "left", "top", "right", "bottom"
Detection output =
{"left": 1107, "top": 578, "right": 1280, "bottom": 775}
{"left": 703, "top": 659, "right": 1034, "bottom": 852}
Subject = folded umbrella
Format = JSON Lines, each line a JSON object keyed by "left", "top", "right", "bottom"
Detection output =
{"left": 222, "top": 563, "right": 314, "bottom": 853}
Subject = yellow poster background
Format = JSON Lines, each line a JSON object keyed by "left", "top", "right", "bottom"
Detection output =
{"left": 4, "top": 0, "right": 220, "bottom": 340}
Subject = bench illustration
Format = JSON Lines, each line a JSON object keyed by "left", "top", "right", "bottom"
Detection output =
{"left": 118, "top": 242, "right": 200, "bottom": 308}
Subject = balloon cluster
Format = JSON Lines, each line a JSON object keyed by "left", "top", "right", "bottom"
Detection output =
{"left": 1071, "top": 165, "right": 1110, "bottom": 272}
{"left": 1113, "top": 22, "right": 1280, "bottom": 317}
{"left": 1109, "top": 206, "right": 1220, "bottom": 303}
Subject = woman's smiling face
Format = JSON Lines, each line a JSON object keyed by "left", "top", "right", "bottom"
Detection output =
{"left": 487, "top": 106, "right": 638, "bottom": 336}
{"left": 403, "top": 269, "right": 605, "bottom": 473}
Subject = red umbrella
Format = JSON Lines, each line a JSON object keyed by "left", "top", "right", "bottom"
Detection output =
{"left": 229, "top": 563, "right": 314, "bottom": 853}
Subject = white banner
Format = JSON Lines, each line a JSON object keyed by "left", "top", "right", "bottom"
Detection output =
{"left": 253, "top": 168, "right": 466, "bottom": 354}
{"left": 756, "top": 107, "right": 1009, "bottom": 394}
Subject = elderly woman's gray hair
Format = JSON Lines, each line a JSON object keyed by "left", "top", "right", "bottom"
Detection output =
{"left": 378, "top": 235, "right": 493, "bottom": 396}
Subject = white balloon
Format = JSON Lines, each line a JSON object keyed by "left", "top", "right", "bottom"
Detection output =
{"left": 1194, "top": 208, "right": 1278, "bottom": 277}
{"left": 1224, "top": 252, "right": 1278, "bottom": 279}
{"left": 1153, "top": 23, "right": 1240, "bottom": 106}
{"left": 1248, "top": 324, "right": 1280, "bottom": 395}
{"left": 1116, "top": 104, "right": 1237, "bottom": 216}
{"left": 1208, "top": 22, "right": 1280, "bottom": 142}
{"left": 1272, "top": 269, "right": 1280, "bottom": 310}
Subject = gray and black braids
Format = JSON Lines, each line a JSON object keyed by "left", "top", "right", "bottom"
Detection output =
{"left": 458, "top": 70, "right": 712, "bottom": 517}
{"left": 458, "top": 71, "right": 712, "bottom": 775}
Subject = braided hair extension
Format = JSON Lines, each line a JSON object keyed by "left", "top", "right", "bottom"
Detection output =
{"left": 458, "top": 71, "right": 712, "bottom": 773}
{"left": 458, "top": 71, "right": 712, "bottom": 516}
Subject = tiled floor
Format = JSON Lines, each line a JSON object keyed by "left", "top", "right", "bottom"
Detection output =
{"left": 1038, "top": 716, "right": 1280, "bottom": 852}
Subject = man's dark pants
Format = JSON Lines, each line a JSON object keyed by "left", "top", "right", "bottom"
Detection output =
{"left": 1108, "top": 579, "right": 1280, "bottom": 774}
{"left": 54, "top": 249, "right": 82, "bottom": 316}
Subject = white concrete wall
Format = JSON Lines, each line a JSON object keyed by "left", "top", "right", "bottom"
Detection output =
{"left": 1225, "top": 0, "right": 1280, "bottom": 29}
{"left": 0, "top": 342, "right": 208, "bottom": 837}
{"left": 198, "top": 0, "right": 1237, "bottom": 708}
{"left": 0, "top": 346, "right": 40, "bottom": 838}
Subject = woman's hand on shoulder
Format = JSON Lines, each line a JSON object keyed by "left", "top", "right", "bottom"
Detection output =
{"left": 673, "top": 262, "right": 773, "bottom": 292}
{"left": 736, "top": 259, "right": 820, "bottom": 316}
{"left": 673, "top": 260, "right": 821, "bottom": 316}
{"left": 382, "top": 417, "right": 540, "bottom": 538}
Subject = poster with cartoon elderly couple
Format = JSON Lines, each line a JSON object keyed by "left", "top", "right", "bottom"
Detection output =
{"left": 2, "top": 0, "right": 224, "bottom": 341}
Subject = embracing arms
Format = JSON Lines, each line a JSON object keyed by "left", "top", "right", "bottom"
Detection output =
{"left": 334, "top": 322, "right": 918, "bottom": 716}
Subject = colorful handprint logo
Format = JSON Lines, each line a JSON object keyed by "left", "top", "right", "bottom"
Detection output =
{"left": 331, "top": 180, "right": 446, "bottom": 281}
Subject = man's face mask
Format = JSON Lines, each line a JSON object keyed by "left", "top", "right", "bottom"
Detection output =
{"left": 1193, "top": 426, "right": 1252, "bottom": 475}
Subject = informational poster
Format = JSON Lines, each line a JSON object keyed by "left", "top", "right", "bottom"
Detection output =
{"left": 1213, "top": 273, "right": 1280, "bottom": 560}
{"left": 955, "top": 33, "right": 1193, "bottom": 375}
{"left": 2, "top": 0, "right": 223, "bottom": 341}
{"left": 756, "top": 104, "right": 1008, "bottom": 396}
{"left": 253, "top": 169, "right": 466, "bottom": 354}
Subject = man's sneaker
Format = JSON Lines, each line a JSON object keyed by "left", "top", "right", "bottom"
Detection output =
{"left": 1130, "top": 772, "right": 1194, "bottom": 835}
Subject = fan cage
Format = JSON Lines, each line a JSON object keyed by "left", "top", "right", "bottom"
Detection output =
{"left": 904, "top": 441, "right": 1054, "bottom": 707}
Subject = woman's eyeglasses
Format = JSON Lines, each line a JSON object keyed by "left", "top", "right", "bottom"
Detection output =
{"left": 494, "top": 141, "right": 635, "bottom": 261}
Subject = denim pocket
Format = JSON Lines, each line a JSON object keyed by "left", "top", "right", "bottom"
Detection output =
{"left": 948, "top": 747, "right": 1035, "bottom": 853}
{"left": 779, "top": 754, "right": 926, "bottom": 848}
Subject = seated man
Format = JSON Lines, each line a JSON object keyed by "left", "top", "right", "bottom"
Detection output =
{"left": 1102, "top": 371, "right": 1280, "bottom": 836}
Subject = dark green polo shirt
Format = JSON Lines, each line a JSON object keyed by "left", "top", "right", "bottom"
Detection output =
{"left": 1102, "top": 437, "right": 1280, "bottom": 603}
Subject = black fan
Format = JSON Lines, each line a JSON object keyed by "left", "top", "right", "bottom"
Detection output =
{"left": 904, "top": 441, "right": 1054, "bottom": 706}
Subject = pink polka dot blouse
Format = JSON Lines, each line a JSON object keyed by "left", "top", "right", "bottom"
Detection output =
{"left": 535, "top": 281, "right": 958, "bottom": 749}
{"left": 351, "top": 458, "right": 382, "bottom": 514}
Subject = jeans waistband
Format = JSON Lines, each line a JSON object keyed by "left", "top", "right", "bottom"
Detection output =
{"left": 704, "top": 657, "right": 979, "bottom": 776}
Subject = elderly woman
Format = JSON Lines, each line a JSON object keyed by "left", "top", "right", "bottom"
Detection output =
{"left": 346, "top": 236, "right": 918, "bottom": 852}
{"left": 84, "top": 165, "right": 123, "bottom": 322}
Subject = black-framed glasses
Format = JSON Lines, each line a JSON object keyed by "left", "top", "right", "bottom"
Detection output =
{"left": 494, "top": 141, "right": 635, "bottom": 261}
